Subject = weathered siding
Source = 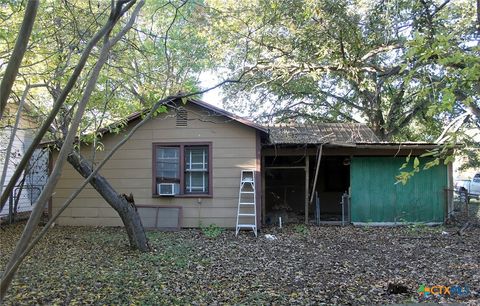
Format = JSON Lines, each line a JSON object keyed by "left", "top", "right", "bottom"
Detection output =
{"left": 0, "top": 103, "right": 48, "bottom": 217}
{"left": 350, "top": 157, "right": 447, "bottom": 223}
{"left": 52, "top": 104, "right": 258, "bottom": 228}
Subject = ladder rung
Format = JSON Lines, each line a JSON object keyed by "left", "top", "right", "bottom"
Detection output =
{"left": 237, "top": 224, "right": 256, "bottom": 228}
{"left": 240, "top": 191, "right": 255, "bottom": 194}
{"left": 239, "top": 202, "right": 255, "bottom": 205}
{"left": 238, "top": 213, "right": 256, "bottom": 216}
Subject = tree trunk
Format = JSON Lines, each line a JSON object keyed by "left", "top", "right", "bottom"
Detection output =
{"left": 0, "top": 0, "right": 39, "bottom": 119}
{"left": 0, "top": 2, "right": 145, "bottom": 301}
{"left": 67, "top": 151, "right": 150, "bottom": 252}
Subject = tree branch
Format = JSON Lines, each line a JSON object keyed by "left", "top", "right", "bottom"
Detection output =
{"left": 0, "top": 0, "right": 144, "bottom": 300}
{"left": 0, "top": 0, "right": 132, "bottom": 213}
{"left": 0, "top": 0, "right": 39, "bottom": 119}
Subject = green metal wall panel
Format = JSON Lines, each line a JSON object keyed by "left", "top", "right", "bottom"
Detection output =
{"left": 350, "top": 157, "right": 447, "bottom": 223}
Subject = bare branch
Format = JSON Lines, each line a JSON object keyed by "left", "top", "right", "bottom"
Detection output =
{"left": 436, "top": 113, "right": 469, "bottom": 143}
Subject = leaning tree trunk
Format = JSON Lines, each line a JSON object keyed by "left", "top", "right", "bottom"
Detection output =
{"left": 67, "top": 151, "right": 150, "bottom": 252}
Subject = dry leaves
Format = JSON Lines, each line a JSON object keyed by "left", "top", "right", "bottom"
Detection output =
{"left": 0, "top": 222, "right": 479, "bottom": 305}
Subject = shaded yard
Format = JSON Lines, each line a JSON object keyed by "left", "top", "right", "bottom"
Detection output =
{"left": 1, "top": 222, "right": 479, "bottom": 305}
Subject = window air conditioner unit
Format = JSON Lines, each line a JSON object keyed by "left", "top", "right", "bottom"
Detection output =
{"left": 158, "top": 183, "right": 179, "bottom": 196}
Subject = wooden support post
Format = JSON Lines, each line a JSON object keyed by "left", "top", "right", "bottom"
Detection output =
{"left": 447, "top": 162, "right": 454, "bottom": 219}
{"left": 305, "top": 155, "right": 309, "bottom": 224}
{"left": 309, "top": 145, "right": 323, "bottom": 204}
{"left": 261, "top": 155, "right": 266, "bottom": 225}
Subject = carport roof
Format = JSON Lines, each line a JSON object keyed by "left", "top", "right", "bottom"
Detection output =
{"left": 267, "top": 123, "right": 380, "bottom": 145}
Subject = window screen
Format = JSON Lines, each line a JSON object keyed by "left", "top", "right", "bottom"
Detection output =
{"left": 156, "top": 147, "right": 180, "bottom": 182}
{"left": 185, "top": 146, "right": 208, "bottom": 193}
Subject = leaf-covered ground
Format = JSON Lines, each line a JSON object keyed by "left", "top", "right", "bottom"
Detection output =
{"left": 1, "top": 222, "right": 479, "bottom": 305}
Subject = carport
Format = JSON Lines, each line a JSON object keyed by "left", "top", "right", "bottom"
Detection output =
{"left": 261, "top": 124, "right": 453, "bottom": 225}
{"left": 262, "top": 123, "right": 379, "bottom": 224}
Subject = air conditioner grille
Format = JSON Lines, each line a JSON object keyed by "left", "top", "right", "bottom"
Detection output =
{"left": 158, "top": 183, "right": 179, "bottom": 196}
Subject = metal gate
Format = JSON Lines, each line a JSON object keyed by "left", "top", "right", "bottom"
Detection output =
{"left": 1, "top": 148, "right": 48, "bottom": 223}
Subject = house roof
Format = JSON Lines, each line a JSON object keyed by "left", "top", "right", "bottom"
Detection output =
{"left": 114, "top": 98, "right": 268, "bottom": 134}
{"left": 41, "top": 98, "right": 444, "bottom": 150}
{"left": 267, "top": 123, "right": 380, "bottom": 145}
{"left": 40, "top": 97, "right": 268, "bottom": 146}
{"left": 189, "top": 98, "right": 269, "bottom": 133}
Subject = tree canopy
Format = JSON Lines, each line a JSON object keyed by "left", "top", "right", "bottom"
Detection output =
{"left": 2, "top": 0, "right": 478, "bottom": 142}
{"left": 1, "top": 0, "right": 213, "bottom": 138}
{"left": 201, "top": 0, "right": 479, "bottom": 141}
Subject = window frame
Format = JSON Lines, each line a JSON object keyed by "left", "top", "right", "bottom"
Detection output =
{"left": 152, "top": 142, "right": 212, "bottom": 198}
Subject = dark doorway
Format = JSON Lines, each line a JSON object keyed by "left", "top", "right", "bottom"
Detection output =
{"left": 264, "top": 155, "right": 306, "bottom": 225}
{"left": 310, "top": 156, "right": 350, "bottom": 221}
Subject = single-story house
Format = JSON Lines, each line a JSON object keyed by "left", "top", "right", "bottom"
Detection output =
{"left": 49, "top": 99, "right": 453, "bottom": 229}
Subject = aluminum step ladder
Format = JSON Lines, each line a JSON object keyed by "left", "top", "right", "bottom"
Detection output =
{"left": 235, "top": 170, "right": 257, "bottom": 237}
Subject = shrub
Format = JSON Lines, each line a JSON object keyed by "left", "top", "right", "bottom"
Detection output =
{"left": 202, "top": 224, "right": 224, "bottom": 239}
{"left": 294, "top": 224, "right": 309, "bottom": 235}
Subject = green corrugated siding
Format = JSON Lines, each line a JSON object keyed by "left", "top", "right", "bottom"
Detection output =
{"left": 350, "top": 157, "right": 446, "bottom": 223}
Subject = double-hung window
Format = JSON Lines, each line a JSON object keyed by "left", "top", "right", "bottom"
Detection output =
{"left": 156, "top": 147, "right": 180, "bottom": 193}
{"left": 184, "top": 147, "right": 209, "bottom": 193}
{"left": 153, "top": 143, "right": 211, "bottom": 196}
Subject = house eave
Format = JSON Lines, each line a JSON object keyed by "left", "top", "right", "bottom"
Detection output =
{"left": 262, "top": 142, "right": 460, "bottom": 151}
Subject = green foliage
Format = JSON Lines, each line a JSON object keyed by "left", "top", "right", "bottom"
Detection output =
{"left": 202, "top": 0, "right": 470, "bottom": 140}
{"left": 293, "top": 224, "right": 309, "bottom": 235}
{"left": 1, "top": 1, "right": 213, "bottom": 143}
{"left": 404, "top": 1, "right": 479, "bottom": 144}
{"left": 404, "top": 223, "right": 444, "bottom": 236}
{"left": 459, "top": 147, "right": 480, "bottom": 171}
{"left": 153, "top": 105, "right": 168, "bottom": 117}
{"left": 5, "top": 0, "right": 477, "bottom": 144}
{"left": 397, "top": 153, "right": 420, "bottom": 185}
{"left": 397, "top": 130, "right": 460, "bottom": 183}
{"left": 201, "top": 223, "right": 224, "bottom": 239}
{"left": 397, "top": 153, "right": 448, "bottom": 185}
{"left": 407, "top": 222, "right": 425, "bottom": 232}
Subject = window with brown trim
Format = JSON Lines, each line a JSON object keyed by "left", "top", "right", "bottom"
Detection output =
{"left": 153, "top": 143, "right": 211, "bottom": 196}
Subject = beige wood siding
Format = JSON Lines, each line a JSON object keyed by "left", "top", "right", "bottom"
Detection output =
{"left": 52, "top": 104, "right": 258, "bottom": 228}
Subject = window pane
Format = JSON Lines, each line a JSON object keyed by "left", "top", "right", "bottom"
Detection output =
{"left": 157, "top": 147, "right": 179, "bottom": 159}
{"left": 185, "top": 146, "right": 208, "bottom": 193}
{"left": 156, "top": 147, "right": 179, "bottom": 180}
{"left": 185, "top": 171, "right": 208, "bottom": 193}
{"left": 185, "top": 147, "right": 208, "bottom": 170}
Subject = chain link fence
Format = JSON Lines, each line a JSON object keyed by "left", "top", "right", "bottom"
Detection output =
{"left": 0, "top": 184, "right": 44, "bottom": 223}
{"left": 450, "top": 189, "right": 480, "bottom": 226}
{"left": 0, "top": 148, "right": 49, "bottom": 224}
